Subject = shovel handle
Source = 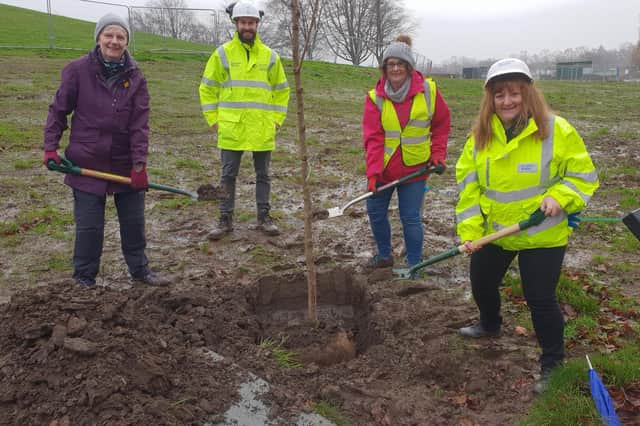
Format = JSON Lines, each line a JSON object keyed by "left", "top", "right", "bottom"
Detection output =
{"left": 341, "top": 164, "right": 445, "bottom": 214}
{"left": 406, "top": 209, "right": 546, "bottom": 276}
{"left": 465, "top": 209, "right": 546, "bottom": 251}
{"left": 81, "top": 168, "right": 131, "bottom": 184}
{"left": 376, "top": 164, "right": 445, "bottom": 193}
{"left": 48, "top": 158, "right": 197, "bottom": 199}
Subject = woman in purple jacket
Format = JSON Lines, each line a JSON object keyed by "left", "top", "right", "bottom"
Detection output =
{"left": 43, "top": 13, "right": 169, "bottom": 288}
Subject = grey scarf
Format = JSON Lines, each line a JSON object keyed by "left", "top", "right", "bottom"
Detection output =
{"left": 384, "top": 78, "right": 411, "bottom": 103}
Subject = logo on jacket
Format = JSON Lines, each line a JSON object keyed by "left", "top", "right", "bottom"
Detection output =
{"left": 518, "top": 163, "right": 538, "bottom": 173}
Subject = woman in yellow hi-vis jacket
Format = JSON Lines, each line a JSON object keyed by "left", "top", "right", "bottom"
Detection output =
{"left": 455, "top": 58, "right": 599, "bottom": 394}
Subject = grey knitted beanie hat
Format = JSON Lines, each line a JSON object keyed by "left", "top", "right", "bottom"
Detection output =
{"left": 94, "top": 13, "right": 130, "bottom": 42}
{"left": 382, "top": 40, "right": 415, "bottom": 69}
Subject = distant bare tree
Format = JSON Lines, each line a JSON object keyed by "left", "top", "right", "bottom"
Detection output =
{"left": 322, "top": 0, "right": 373, "bottom": 65}
{"left": 369, "top": 0, "right": 415, "bottom": 66}
{"left": 133, "top": 0, "right": 194, "bottom": 40}
{"left": 261, "top": 0, "right": 327, "bottom": 60}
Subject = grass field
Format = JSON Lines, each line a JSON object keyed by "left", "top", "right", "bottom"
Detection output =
{"left": 0, "top": 3, "right": 214, "bottom": 53}
{"left": 1, "top": 3, "right": 639, "bottom": 424}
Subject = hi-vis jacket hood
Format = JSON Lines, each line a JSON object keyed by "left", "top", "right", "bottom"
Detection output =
{"left": 455, "top": 114, "right": 599, "bottom": 250}
{"left": 199, "top": 32, "right": 290, "bottom": 151}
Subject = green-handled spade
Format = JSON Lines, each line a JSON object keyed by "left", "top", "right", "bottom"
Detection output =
{"left": 47, "top": 157, "right": 226, "bottom": 201}
{"left": 393, "top": 209, "right": 547, "bottom": 280}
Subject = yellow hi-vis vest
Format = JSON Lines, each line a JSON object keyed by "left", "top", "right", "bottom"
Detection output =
{"left": 368, "top": 78, "right": 437, "bottom": 167}
{"left": 199, "top": 32, "right": 290, "bottom": 151}
{"left": 455, "top": 114, "right": 599, "bottom": 250}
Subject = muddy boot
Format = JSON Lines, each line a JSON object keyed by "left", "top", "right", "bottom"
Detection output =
{"left": 208, "top": 214, "right": 233, "bottom": 240}
{"left": 367, "top": 255, "right": 394, "bottom": 269}
{"left": 132, "top": 271, "right": 171, "bottom": 286}
{"left": 257, "top": 213, "right": 280, "bottom": 236}
{"left": 458, "top": 322, "right": 500, "bottom": 338}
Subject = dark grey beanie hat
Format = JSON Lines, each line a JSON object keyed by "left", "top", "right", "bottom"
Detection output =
{"left": 94, "top": 13, "right": 130, "bottom": 42}
{"left": 382, "top": 41, "right": 416, "bottom": 69}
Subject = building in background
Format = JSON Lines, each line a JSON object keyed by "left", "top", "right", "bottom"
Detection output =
{"left": 556, "top": 60, "right": 593, "bottom": 80}
{"left": 462, "top": 66, "right": 489, "bottom": 80}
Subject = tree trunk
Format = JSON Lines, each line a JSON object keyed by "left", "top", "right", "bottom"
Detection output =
{"left": 290, "top": 0, "right": 317, "bottom": 322}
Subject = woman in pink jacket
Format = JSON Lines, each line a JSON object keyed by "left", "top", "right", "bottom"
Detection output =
{"left": 362, "top": 36, "right": 451, "bottom": 275}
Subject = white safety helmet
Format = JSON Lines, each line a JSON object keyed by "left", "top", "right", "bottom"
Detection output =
{"left": 229, "top": 1, "right": 263, "bottom": 22}
{"left": 485, "top": 58, "right": 532, "bottom": 87}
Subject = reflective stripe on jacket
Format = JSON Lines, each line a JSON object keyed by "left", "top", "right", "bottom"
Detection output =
{"left": 455, "top": 114, "right": 599, "bottom": 250}
{"left": 368, "top": 78, "right": 437, "bottom": 167}
{"left": 199, "top": 32, "right": 289, "bottom": 151}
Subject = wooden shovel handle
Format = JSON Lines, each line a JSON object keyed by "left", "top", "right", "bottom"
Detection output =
{"left": 80, "top": 168, "right": 132, "bottom": 185}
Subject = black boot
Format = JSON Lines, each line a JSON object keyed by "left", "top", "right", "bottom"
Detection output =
{"left": 257, "top": 212, "right": 279, "bottom": 236}
{"left": 208, "top": 214, "right": 233, "bottom": 240}
{"left": 458, "top": 322, "right": 501, "bottom": 338}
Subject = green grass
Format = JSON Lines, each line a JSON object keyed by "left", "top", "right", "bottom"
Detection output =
{"left": 0, "top": 206, "right": 73, "bottom": 237}
{"left": 557, "top": 275, "right": 599, "bottom": 315}
{"left": 313, "top": 401, "right": 352, "bottom": 426}
{"left": 0, "top": 4, "right": 213, "bottom": 54}
{"left": 522, "top": 345, "right": 640, "bottom": 425}
{"left": 259, "top": 337, "right": 303, "bottom": 369}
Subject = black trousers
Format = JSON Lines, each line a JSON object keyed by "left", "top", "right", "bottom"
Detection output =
{"left": 72, "top": 189, "right": 149, "bottom": 283}
{"left": 219, "top": 149, "right": 271, "bottom": 217}
{"left": 470, "top": 244, "right": 566, "bottom": 371}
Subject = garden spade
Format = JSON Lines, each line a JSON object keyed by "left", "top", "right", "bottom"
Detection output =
{"left": 47, "top": 157, "right": 225, "bottom": 201}
{"left": 621, "top": 208, "right": 640, "bottom": 241}
{"left": 393, "top": 208, "right": 547, "bottom": 280}
{"left": 316, "top": 163, "right": 445, "bottom": 220}
{"left": 569, "top": 210, "right": 640, "bottom": 241}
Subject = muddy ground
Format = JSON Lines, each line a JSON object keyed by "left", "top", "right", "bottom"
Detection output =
{"left": 1, "top": 56, "right": 639, "bottom": 425}
{"left": 2, "top": 178, "right": 638, "bottom": 425}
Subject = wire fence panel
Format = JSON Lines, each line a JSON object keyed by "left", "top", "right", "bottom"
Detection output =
{"left": 0, "top": 0, "right": 232, "bottom": 55}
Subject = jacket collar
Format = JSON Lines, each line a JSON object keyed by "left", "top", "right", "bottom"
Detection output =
{"left": 375, "top": 70, "right": 426, "bottom": 100}
{"left": 89, "top": 45, "right": 137, "bottom": 73}
{"left": 490, "top": 114, "right": 539, "bottom": 155}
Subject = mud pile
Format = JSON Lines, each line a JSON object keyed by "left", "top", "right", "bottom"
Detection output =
{"left": 0, "top": 283, "right": 255, "bottom": 425}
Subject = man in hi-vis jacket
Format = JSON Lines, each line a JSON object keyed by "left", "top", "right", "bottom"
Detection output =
{"left": 199, "top": 1, "right": 289, "bottom": 240}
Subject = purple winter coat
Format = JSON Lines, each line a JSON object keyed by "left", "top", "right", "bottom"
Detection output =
{"left": 43, "top": 46, "right": 150, "bottom": 195}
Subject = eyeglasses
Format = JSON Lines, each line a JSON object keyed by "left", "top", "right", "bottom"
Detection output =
{"left": 386, "top": 61, "right": 407, "bottom": 70}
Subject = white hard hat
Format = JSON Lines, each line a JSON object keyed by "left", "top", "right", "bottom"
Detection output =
{"left": 485, "top": 58, "right": 532, "bottom": 86}
{"left": 230, "top": 1, "right": 262, "bottom": 21}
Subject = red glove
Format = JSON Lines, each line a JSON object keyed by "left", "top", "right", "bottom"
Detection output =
{"left": 43, "top": 151, "right": 61, "bottom": 167}
{"left": 367, "top": 176, "right": 378, "bottom": 193}
{"left": 130, "top": 163, "right": 148, "bottom": 190}
{"left": 428, "top": 157, "right": 447, "bottom": 169}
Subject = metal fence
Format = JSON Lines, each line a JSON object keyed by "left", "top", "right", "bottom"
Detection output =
{"left": 2, "top": 0, "right": 231, "bottom": 54}
{"left": 3, "top": 0, "right": 435, "bottom": 72}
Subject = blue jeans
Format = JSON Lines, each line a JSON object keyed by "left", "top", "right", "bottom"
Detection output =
{"left": 366, "top": 179, "right": 426, "bottom": 266}
{"left": 72, "top": 189, "right": 149, "bottom": 283}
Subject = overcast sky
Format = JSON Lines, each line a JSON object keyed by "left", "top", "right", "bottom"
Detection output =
{"left": 2, "top": 0, "right": 638, "bottom": 63}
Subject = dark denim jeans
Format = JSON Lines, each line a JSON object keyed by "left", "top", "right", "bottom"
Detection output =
{"left": 366, "top": 179, "right": 426, "bottom": 267}
{"left": 470, "top": 244, "right": 567, "bottom": 371}
{"left": 219, "top": 149, "right": 271, "bottom": 217}
{"left": 72, "top": 189, "right": 149, "bottom": 283}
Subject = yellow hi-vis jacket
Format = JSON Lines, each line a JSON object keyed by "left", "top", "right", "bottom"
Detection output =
{"left": 455, "top": 114, "right": 599, "bottom": 250}
{"left": 368, "top": 78, "right": 437, "bottom": 167}
{"left": 199, "top": 32, "right": 290, "bottom": 151}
